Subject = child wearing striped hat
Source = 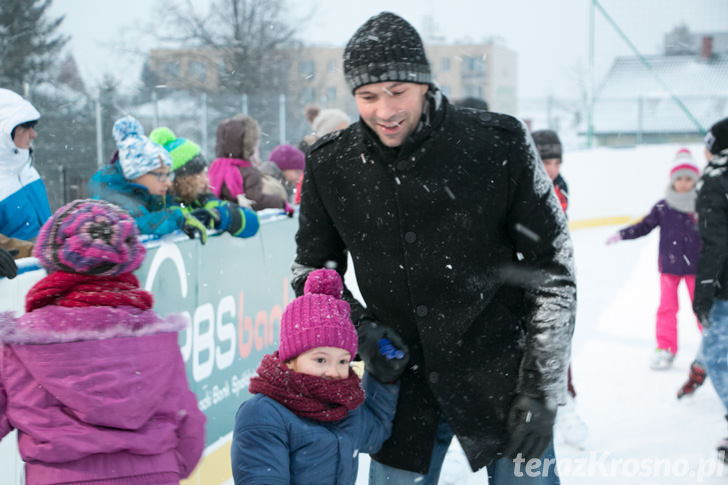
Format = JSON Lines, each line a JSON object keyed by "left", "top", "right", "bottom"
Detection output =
{"left": 606, "top": 148, "right": 703, "bottom": 371}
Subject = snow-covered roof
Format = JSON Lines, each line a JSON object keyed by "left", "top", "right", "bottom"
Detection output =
{"left": 592, "top": 55, "right": 728, "bottom": 134}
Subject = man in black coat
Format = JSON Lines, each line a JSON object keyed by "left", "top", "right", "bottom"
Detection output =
{"left": 694, "top": 116, "right": 728, "bottom": 458}
{"left": 292, "top": 11, "right": 576, "bottom": 484}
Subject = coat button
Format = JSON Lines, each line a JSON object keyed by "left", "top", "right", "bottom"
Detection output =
{"left": 404, "top": 232, "right": 416, "bottom": 243}
{"left": 416, "top": 305, "right": 428, "bottom": 317}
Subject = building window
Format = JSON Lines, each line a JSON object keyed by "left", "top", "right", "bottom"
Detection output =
{"left": 327, "top": 59, "right": 337, "bottom": 73}
{"left": 464, "top": 84, "right": 485, "bottom": 99}
{"left": 299, "top": 60, "right": 315, "bottom": 80}
{"left": 462, "top": 56, "right": 486, "bottom": 78}
{"left": 301, "top": 87, "right": 316, "bottom": 102}
{"left": 188, "top": 61, "right": 206, "bottom": 82}
{"left": 441, "top": 58, "right": 451, "bottom": 72}
{"left": 164, "top": 60, "right": 180, "bottom": 79}
{"left": 326, "top": 86, "right": 337, "bottom": 102}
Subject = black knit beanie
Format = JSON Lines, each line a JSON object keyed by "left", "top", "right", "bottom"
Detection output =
{"left": 705, "top": 117, "right": 728, "bottom": 155}
{"left": 531, "top": 129, "right": 563, "bottom": 160}
{"left": 343, "top": 12, "right": 431, "bottom": 93}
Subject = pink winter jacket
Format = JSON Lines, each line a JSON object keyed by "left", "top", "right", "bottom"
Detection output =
{"left": 0, "top": 305, "right": 206, "bottom": 485}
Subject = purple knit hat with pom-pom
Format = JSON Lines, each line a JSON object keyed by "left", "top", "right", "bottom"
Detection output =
{"left": 278, "top": 268, "right": 358, "bottom": 362}
{"left": 34, "top": 199, "right": 146, "bottom": 276}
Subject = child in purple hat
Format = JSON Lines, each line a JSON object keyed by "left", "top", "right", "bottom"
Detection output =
{"left": 0, "top": 199, "right": 205, "bottom": 484}
{"left": 231, "top": 268, "right": 408, "bottom": 484}
{"left": 260, "top": 143, "right": 306, "bottom": 202}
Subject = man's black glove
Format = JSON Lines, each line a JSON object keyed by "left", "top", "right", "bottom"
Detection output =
{"left": 503, "top": 395, "right": 556, "bottom": 461}
{"left": 357, "top": 318, "right": 410, "bottom": 383}
{"left": 0, "top": 247, "right": 18, "bottom": 279}
{"left": 693, "top": 293, "right": 714, "bottom": 328}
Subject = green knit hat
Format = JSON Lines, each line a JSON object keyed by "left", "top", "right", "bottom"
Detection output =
{"left": 149, "top": 127, "right": 203, "bottom": 172}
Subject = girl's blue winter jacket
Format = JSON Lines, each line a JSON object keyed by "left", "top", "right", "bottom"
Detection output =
{"left": 231, "top": 372, "right": 398, "bottom": 485}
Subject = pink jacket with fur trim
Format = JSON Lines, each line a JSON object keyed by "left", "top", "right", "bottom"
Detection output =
{"left": 0, "top": 305, "right": 205, "bottom": 485}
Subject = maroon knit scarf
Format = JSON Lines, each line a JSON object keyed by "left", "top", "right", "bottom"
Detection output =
{"left": 25, "top": 271, "right": 153, "bottom": 312}
{"left": 250, "top": 352, "right": 366, "bottom": 422}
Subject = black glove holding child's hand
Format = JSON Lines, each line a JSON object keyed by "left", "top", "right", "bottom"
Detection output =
{"left": 0, "top": 247, "right": 18, "bottom": 279}
{"left": 357, "top": 318, "right": 410, "bottom": 383}
{"left": 503, "top": 395, "right": 556, "bottom": 461}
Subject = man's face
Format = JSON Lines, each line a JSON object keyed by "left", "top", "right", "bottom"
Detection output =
{"left": 13, "top": 122, "right": 37, "bottom": 149}
{"left": 354, "top": 82, "right": 429, "bottom": 148}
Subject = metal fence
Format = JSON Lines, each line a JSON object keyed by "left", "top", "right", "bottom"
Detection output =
{"left": 28, "top": 87, "right": 355, "bottom": 211}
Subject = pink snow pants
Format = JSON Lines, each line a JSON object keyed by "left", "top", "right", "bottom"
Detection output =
{"left": 656, "top": 273, "right": 701, "bottom": 354}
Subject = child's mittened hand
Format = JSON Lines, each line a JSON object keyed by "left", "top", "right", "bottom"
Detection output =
{"left": 605, "top": 233, "right": 621, "bottom": 245}
{"left": 357, "top": 319, "right": 410, "bottom": 383}
{"left": 378, "top": 337, "right": 405, "bottom": 360}
{"left": 284, "top": 201, "right": 295, "bottom": 218}
{"left": 0, "top": 246, "right": 17, "bottom": 279}
{"left": 182, "top": 215, "right": 208, "bottom": 245}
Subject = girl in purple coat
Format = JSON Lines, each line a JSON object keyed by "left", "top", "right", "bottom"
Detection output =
{"left": 0, "top": 199, "right": 205, "bottom": 485}
{"left": 606, "top": 148, "right": 702, "bottom": 370}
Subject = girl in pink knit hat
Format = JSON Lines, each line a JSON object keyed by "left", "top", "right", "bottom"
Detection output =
{"left": 231, "top": 268, "right": 408, "bottom": 485}
{"left": 606, "top": 148, "right": 703, "bottom": 373}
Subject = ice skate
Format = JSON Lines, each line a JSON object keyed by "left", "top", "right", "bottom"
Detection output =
{"left": 555, "top": 394, "right": 588, "bottom": 449}
{"left": 718, "top": 437, "right": 728, "bottom": 463}
{"left": 676, "top": 361, "right": 707, "bottom": 399}
{"left": 649, "top": 348, "right": 675, "bottom": 370}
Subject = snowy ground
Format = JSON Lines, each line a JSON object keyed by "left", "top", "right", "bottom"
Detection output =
{"left": 354, "top": 143, "right": 728, "bottom": 484}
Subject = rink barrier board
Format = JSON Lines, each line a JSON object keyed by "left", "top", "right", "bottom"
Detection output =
{"left": 0, "top": 211, "right": 631, "bottom": 483}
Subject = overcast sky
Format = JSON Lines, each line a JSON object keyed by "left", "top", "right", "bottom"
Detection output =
{"left": 51, "top": 0, "right": 728, "bottom": 100}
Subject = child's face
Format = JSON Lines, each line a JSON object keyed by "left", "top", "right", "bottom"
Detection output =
{"left": 172, "top": 171, "right": 209, "bottom": 203}
{"left": 542, "top": 158, "right": 561, "bottom": 181}
{"left": 132, "top": 160, "right": 173, "bottom": 196}
{"left": 287, "top": 346, "right": 352, "bottom": 380}
{"left": 193, "top": 169, "right": 209, "bottom": 194}
{"left": 282, "top": 169, "right": 302, "bottom": 186}
{"left": 673, "top": 176, "right": 695, "bottom": 193}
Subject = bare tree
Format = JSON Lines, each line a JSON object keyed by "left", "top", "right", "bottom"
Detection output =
{"left": 149, "top": 0, "right": 307, "bottom": 94}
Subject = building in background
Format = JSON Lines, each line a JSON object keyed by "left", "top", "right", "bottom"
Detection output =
{"left": 589, "top": 26, "right": 728, "bottom": 146}
{"left": 146, "top": 41, "right": 517, "bottom": 116}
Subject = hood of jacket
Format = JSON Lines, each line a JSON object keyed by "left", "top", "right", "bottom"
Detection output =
{"left": 0, "top": 89, "right": 41, "bottom": 175}
{"left": 215, "top": 117, "right": 247, "bottom": 159}
{"left": 0, "top": 306, "right": 187, "bottom": 430}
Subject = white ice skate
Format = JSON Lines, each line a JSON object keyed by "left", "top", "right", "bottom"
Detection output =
{"left": 555, "top": 394, "right": 588, "bottom": 449}
{"left": 649, "top": 348, "right": 675, "bottom": 370}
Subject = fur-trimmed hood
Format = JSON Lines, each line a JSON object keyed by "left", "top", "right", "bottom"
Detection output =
{"left": 0, "top": 305, "right": 185, "bottom": 344}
